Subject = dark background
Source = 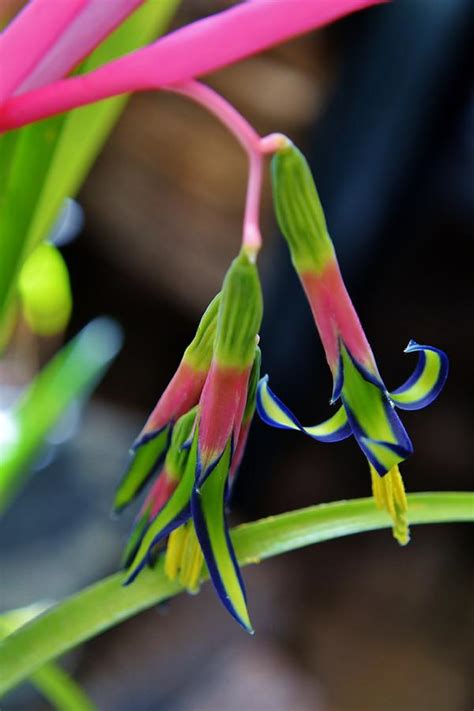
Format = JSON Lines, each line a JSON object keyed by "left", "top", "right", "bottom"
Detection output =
{"left": 2, "top": 2, "right": 473, "bottom": 709}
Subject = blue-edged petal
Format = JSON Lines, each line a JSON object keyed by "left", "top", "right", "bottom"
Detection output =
{"left": 330, "top": 350, "right": 344, "bottom": 403}
{"left": 192, "top": 441, "right": 253, "bottom": 633}
{"left": 257, "top": 375, "right": 351, "bottom": 443}
{"left": 113, "top": 425, "right": 171, "bottom": 513}
{"left": 344, "top": 344, "right": 386, "bottom": 391}
{"left": 123, "top": 431, "right": 198, "bottom": 585}
{"left": 390, "top": 340, "right": 449, "bottom": 411}
{"left": 339, "top": 344, "right": 413, "bottom": 475}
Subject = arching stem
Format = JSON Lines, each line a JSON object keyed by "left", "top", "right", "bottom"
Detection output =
{"left": 168, "top": 80, "right": 286, "bottom": 257}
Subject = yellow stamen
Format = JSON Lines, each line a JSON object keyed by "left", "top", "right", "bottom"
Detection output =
{"left": 370, "top": 464, "right": 410, "bottom": 545}
{"left": 164, "top": 525, "right": 188, "bottom": 580}
{"left": 178, "top": 525, "right": 204, "bottom": 594}
{"left": 164, "top": 522, "right": 203, "bottom": 593}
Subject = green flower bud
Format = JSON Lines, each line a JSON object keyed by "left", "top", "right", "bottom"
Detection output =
{"left": 215, "top": 251, "right": 263, "bottom": 369}
{"left": 166, "top": 407, "right": 197, "bottom": 477}
{"left": 183, "top": 293, "right": 221, "bottom": 371}
{"left": 271, "top": 139, "right": 335, "bottom": 274}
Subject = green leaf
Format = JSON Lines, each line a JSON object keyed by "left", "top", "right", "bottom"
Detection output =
{"left": 0, "top": 0, "right": 181, "bottom": 325}
{"left": 0, "top": 491, "right": 472, "bottom": 696}
{"left": 0, "top": 605, "right": 96, "bottom": 711}
{"left": 0, "top": 318, "right": 123, "bottom": 512}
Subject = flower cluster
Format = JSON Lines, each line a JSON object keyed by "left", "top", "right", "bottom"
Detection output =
{"left": 1, "top": 0, "right": 448, "bottom": 633}
{"left": 116, "top": 251, "right": 262, "bottom": 632}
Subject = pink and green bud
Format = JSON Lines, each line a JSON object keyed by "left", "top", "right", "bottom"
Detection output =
{"left": 198, "top": 251, "right": 262, "bottom": 481}
{"left": 136, "top": 292, "right": 220, "bottom": 446}
{"left": 121, "top": 407, "right": 197, "bottom": 567}
{"left": 114, "top": 296, "right": 219, "bottom": 512}
{"left": 230, "top": 347, "right": 261, "bottom": 483}
{"left": 271, "top": 139, "right": 378, "bottom": 392}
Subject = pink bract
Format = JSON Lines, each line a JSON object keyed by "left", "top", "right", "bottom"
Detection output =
{"left": 0, "top": 0, "right": 387, "bottom": 131}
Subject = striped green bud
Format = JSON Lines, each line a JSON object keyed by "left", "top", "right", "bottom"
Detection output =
{"left": 183, "top": 293, "right": 220, "bottom": 370}
{"left": 215, "top": 251, "right": 263, "bottom": 368}
{"left": 271, "top": 139, "right": 335, "bottom": 274}
{"left": 166, "top": 407, "right": 197, "bottom": 476}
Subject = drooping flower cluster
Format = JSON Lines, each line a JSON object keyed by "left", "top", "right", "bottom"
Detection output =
{"left": 116, "top": 250, "right": 262, "bottom": 632}
{"left": 0, "top": 0, "right": 449, "bottom": 634}
{"left": 257, "top": 140, "right": 449, "bottom": 544}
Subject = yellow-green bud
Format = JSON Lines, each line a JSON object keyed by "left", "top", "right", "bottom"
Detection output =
{"left": 18, "top": 242, "right": 72, "bottom": 336}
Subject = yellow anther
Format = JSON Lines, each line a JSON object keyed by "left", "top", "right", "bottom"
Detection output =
{"left": 164, "top": 522, "right": 203, "bottom": 593}
{"left": 371, "top": 464, "right": 410, "bottom": 546}
{"left": 179, "top": 525, "right": 204, "bottom": 594}
{"left": 164, "top": 525, "right": 188, "bottom": 580}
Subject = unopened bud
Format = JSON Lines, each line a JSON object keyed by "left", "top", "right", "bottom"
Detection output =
{"left": 271, "top": 139, "right": 334, "bottom": 274}
{"left": 184, "top": 293, "right": 220, "bottom": 371}
{"left": 215, "top": 251, "right": 263, "bottom": 369}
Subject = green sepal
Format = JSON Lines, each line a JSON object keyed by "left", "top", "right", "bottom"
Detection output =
{"left": 243, "top": 346, "right": 261, "bottom": 424}
{"left": 120, "top": 509, "right": 151, "bottom": 569}
{"left": 114, "top": 407, "right": 197, "bottom": 514}
{"left": 193, "top": 440, "right": 253, "bottom": 633}
{"left": 271, "top": 139, "right": 335, "bottom": 274}
{"left": 113, "top": 426, "right": 171, "bottom": 513}
{"left": 165, "top": 407, "right": 198, "bottom": 475}
{"left": 183, "top": 293, "right": 220, "bottom": 371}
{"left": 125, "top": 429, "right": 199, "bottom": 583}
{"left": 215, "top": 251, "right": 263, "bottom": 369}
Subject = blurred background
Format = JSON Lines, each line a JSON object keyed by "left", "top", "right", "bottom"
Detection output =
{"left": 1, "top": 1, "right": 473, "bottom": 709}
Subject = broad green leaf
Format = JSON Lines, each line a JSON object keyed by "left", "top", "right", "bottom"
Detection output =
{"left": 0, "top": 318, "right": 123, "bottom": 512}
{"left": 0, "top": 0, "right": 181, "bottom": 324}
{"left": 0, "top": 491, "right": 472, "bottom": 696}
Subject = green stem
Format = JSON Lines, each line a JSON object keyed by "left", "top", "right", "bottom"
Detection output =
{"left": 0, "top": 492, "right": 472, "bottom": 696}
{"left": 31, "top": 664, "right": 97, "bottom": 711}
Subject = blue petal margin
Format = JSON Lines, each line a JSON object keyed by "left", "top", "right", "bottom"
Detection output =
{"left": 390, "top": 340, "right": 449, "bottom": 411}
{"left": 344, "top": 396, "right": 414, "bottom": 476}
{"left": 191, "top": 487, "right": 252, "bottom": 633}
{"left": 123, "top": 505, "right": 191, "bottom": 585}
{"left": 256, "top": 376, "right": 352, "bottom": 443}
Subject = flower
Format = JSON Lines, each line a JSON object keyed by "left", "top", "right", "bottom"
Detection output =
{"left": 256, "top": 140, "right": 449, "bottom": 544}
{"left": 121, "top": 250, "right": 262, "bottom": 632}
{"left": 113, "top": 294, "right": 220, "bottom": 513}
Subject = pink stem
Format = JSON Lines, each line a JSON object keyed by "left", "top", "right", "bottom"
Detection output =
{"left": 169, "top": 81, "right": 264, "bottom": 255}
